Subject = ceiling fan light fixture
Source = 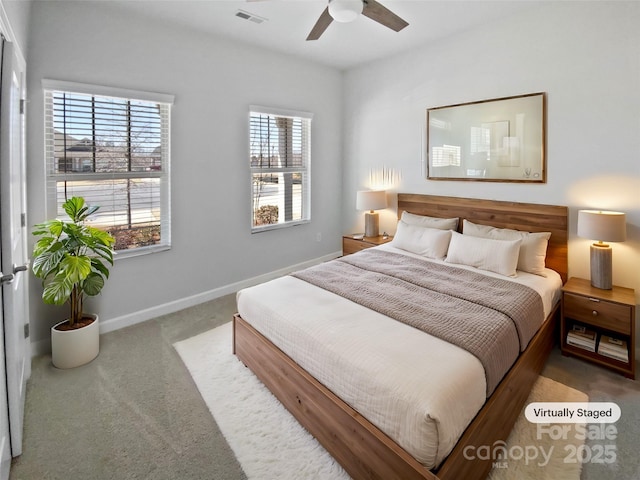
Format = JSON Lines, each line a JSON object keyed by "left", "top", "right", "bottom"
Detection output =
{"left": 328, "top": 0, "right": 363, "bottom": 23}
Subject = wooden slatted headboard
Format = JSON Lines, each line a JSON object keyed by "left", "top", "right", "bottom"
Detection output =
{"left": 397, "top": 194, "right": 569, "bottom": 283}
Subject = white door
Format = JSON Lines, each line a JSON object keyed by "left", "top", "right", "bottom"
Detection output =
{"left": 0, "top": 38, "right": 30, "bottom": 464}
{"left": 0, "top": 34, "right": 12, "bottom": 480}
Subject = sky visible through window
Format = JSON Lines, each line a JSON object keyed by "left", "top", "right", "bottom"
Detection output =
{"left": 250, "top": 113, "right": 304, "bottom": 167}
{"left": 53, "top": 92, "right": 162, "bottom": 154}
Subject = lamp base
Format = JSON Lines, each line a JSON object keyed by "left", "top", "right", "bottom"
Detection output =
{"left": 364, "top": 212, "right": 379, "bottom": 238}
{"left": 590, "top": 243, "right": 612, "bottom": 290}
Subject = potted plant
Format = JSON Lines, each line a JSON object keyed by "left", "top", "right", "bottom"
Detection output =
{"left": 32, "top": 196, "right": 115, "bottom": 369}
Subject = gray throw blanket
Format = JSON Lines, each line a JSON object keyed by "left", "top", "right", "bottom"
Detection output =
{"left": 292, "top": 249, "right": 544, "bottom": 396}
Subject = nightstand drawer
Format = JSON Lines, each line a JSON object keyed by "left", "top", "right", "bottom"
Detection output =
{"left": 563, "top": 293, "right": 632, "bottom": 335}
{"left": 342, "top": 235, "right": 393, "bottom": 256}
{"left": 343, "top": 237, "right": 373, "bottom": 255}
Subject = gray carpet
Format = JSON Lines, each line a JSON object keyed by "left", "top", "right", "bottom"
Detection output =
{"left": 10, "top": 294, "right": 246, "bottom": 480}
{"left": 542, "top": 350, "right": 640, "bottom": 480}
{"left": 10, "top": 294, "right": 640, "bottom": 479}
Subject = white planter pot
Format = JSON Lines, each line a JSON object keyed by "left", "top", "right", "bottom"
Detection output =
{"left": 51, "top": 313, "right": 100, "bottom": 369}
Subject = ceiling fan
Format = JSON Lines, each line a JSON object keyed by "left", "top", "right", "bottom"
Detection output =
{"left": 307, "top": 0, "right": 409, "bottom": 41}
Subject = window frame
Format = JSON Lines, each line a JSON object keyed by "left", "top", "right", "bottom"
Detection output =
{"left": 249, "top": 105, "right": 312, "bottom": 233}
{"left": 43, "top": 79, "right": 174, "bottom": 258}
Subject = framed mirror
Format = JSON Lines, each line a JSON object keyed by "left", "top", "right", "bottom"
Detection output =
{"left": 427, "top": 92, "right": 546, "bottom": 182}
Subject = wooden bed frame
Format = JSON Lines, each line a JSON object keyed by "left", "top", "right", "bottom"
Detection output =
{"left": 233, "top": 194, "right": 568, "bottom": 480}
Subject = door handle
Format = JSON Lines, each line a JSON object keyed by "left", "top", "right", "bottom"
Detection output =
{"left": 13, "top": 263, "right": 29, "bottom": 274}
{"left": 0, "top": 262, "right": 29, "bottom": 285}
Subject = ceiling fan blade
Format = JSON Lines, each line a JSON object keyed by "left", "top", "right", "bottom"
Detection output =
{"left": 307, "top": 7, "right": 333, "bottom": 41}
{"left": 362, "top": 0, "right": 409, "bottom": 32}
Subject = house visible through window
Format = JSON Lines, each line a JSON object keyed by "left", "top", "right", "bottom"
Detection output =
{"left": 249, "top": 106, "right": 312, "bottom": 232}
{"left": 43, "top": 80, "right": 173, "bottom": 254}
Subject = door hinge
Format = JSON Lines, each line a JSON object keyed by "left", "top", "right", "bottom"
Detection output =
{"left": 21, "top": 213, "right": 26, "bottom": 228}
{"left": 20, "top": 99, "right": 25, "bottom": 115}
{"left": 24, "top": 323, "right": 29, "bottom": 339}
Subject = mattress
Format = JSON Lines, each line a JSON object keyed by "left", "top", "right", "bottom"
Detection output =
{"left": 236, "top": 245, "right": 562, "bottom": 469}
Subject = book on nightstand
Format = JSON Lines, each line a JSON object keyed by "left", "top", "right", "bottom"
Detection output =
{"left": 566, "top": 326, "right": 597, "bottom": 352}
{"left": 597, "top": 335, "right": 629, "bottom": 363}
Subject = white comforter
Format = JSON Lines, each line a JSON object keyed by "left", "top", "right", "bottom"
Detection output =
{"left": 236, "top": 245, "right": 562, "bottom": 468}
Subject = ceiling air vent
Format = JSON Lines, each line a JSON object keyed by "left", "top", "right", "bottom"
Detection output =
{"left": 235, "top": 10, "right": 266, "bottom": 24}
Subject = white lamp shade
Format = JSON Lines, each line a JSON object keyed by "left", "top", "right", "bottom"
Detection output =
{"left": 328, "top": 0, "right": 363, "bottom": 23}
{"left": 577, "top": 210, "right": 626, "bottom": 243}
{"left": 356, "top": 190, "right": 387, "bottom": 211}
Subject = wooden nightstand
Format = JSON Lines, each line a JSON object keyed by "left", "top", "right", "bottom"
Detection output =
{"left": 342, "top": 234, "right": 393, "bottom": 255}
{"left": 561, "top": 277, "right": 636, "bottom": 379}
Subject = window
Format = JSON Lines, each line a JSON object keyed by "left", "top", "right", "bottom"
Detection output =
{"left": 249, "top": 106, "right": 312, "bottom": 232}
{"left": 43, "top": 80, "right": 173, "bottom": 255}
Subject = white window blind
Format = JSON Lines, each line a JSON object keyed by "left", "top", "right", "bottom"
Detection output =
{"left": 44, "top": 81, "right": 173, "bottom": 254}
{"left": 249, "top": 106, "right": 312, "bottom": 232}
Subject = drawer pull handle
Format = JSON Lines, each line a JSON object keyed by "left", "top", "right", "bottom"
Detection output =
{"left": 588, "top": 297, "right": 601, "bottom": 303}
{"left": 592, "top": 310, "right": 599, "bottom": 316}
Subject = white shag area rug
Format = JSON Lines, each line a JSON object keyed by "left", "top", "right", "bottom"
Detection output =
{"left": 487, "top": 375, "right": 588, "bottom": 480}
{"left": 175, "top": 322, "right": 587, "bottom": 480}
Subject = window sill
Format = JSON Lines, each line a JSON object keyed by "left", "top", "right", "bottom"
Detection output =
{"left": 251, "top": 219, "right": 310, "bottom": 234}
{"left": 113, "top": 244, "right": 171, "bottom": 260}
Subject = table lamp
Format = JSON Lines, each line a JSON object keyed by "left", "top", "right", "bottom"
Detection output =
{"left": 577, "top": 210, "right": 626, "bottom": 290}
{"left": 356, "top": 190, "right": 387, "bottom": 237}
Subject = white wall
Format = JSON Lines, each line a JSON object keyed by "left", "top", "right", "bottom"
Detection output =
{"left": 0, "top": 0, "right": 31, "bottom": 61}
{"left": 26, "top": 1, "right": 343, "bottom": 351}
{"left": 343, "top": 2, "right": 640, "bottom": 342}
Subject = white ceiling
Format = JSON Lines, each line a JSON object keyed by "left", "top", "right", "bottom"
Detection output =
{"left": 107, "top": 0, "right": 544, "bottom": 70}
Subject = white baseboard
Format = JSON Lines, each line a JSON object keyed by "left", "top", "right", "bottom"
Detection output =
{"left": 31, "top": 251, "right": 341, "bottom": 357}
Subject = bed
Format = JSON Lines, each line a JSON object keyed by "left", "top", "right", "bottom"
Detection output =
{"left": 233, "top": 194, "right": 568, "bottom": 480}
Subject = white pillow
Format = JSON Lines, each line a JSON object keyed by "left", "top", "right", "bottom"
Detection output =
{"left": 401, "top": 211, "right": 459, "bottom": 231}
{"left": 462, "top": 220, "right": 551, "bottom": 276}
{"left": 391, "top": 221, "right": 452, "bottom": 259}
{"left": 445, "top": 231, "right": 521, "bottom": 277}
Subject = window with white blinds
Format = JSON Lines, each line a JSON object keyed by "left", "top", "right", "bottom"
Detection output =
{"left": 249, "top": 106, "right": 312, "bottom": 232}
{"left": 43, "top": 80, "right": 173, "bottom": 254}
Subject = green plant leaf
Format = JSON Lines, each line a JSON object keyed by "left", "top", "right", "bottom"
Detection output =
{"left": 59, "top": 255, "right": 92, "bottom": 284}
{"left": 32, "top": 237, "right": 55, "bottom": 258}
{"left": 82, "top": 272, "right": 105, "bottom": 296}
{"left": 42, "top": 274, "right": 74, "bottom": 305}
{"left": 92, "top": 244, "right": 114, "bottom": 265}
{"left": 31, "top": 244, "right": 65, "bottom": 279}
{"left": 87, "top": 226, "right": 115, "bottom": 247}
{"left": 32, "top": 219, "right": 64, "bottom": 238}
{"left": 91, "top": 258, "right": 110, "bottom": 279}
{"left": 63, "top": 197, "right": 85, "bottom": 221}
{"left": 81, "top": 205, "right": 100, "bottom": 220}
